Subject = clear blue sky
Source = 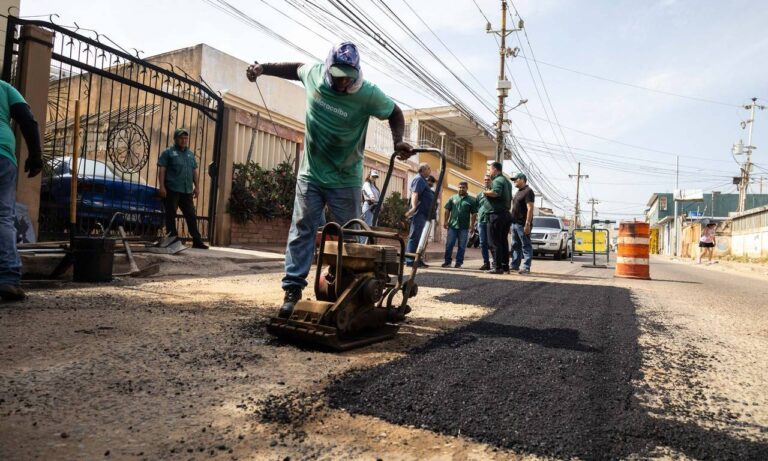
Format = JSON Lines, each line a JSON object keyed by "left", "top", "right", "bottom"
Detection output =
{"left": 19, "top": 0, "right": 768, "bottom": 220}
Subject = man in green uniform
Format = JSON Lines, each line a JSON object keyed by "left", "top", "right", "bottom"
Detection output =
{"left": 247, "top": 42, "right": 413, "bottom": 318}
{"left": 483, "top": 162, "right": 513, "bottom": 274}
{"left": 157, "top": 128, "right": 208, "bottom": 249}
{"left": 441, "top": 181, "right": 477, "bottom": 268}
{"left": 475, "top": 174, "right": 494, "bottom": 271}
{"left": 0, "top": 80, "right": 43, "bottom": 301}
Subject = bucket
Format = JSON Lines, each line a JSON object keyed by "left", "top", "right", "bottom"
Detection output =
{"left": 73, "top": 236, "right": 116, "bottom": 283}
{"left": 615, "top": 222, "right": 650, "bottom": 280}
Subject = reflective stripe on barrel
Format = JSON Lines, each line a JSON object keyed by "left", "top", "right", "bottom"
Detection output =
{"left": 615, "top": 221, "right": 650, "bottom": 280}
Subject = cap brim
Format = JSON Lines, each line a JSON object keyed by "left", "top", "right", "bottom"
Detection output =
{"left": 329, "top": 65, "right": 359, "bottom": 79}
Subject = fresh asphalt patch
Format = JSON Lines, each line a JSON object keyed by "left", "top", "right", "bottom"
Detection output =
{"left": 327, "top": 273, "right": 768, "bottom": 460}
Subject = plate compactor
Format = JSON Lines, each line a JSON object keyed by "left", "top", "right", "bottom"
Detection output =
{"left": 267, "top": 148, "right": 446, "bottom": 350}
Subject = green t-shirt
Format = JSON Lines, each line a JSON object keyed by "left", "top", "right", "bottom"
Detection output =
{"left": 476, "top": 190, "right": 493, "bottom": 223}
{"left": 444, "top": 194, "right": 477, "bottom": 229}
{"left": 297, "top": 63, "right": 395, "bottom": 188}
{"left": 0, "top": 80, "right": 27, "bottom": 166}
{"left": 158, "top": 146, "right": 198, "bottom": 194}
{"left": 488, "top": 174, "right": 512, "bottom": 213}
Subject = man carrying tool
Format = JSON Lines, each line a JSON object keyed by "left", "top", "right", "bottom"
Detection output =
{"left": 404, "top": 162, "right": 433, "bottom": 268}
{"left": 158, "top": 128, "right": 208, "bottom": 250}
{"left": 246, "top": 42, "right": 413, "bottom": 318}
{"left": 441, "top": 181, "right": 477, "bottom": 269}
{"left": 484, "top": 162, "right": 513, "bottom": 274}
{"left": 0, "top": 80, "right": 43, "bottom": 301}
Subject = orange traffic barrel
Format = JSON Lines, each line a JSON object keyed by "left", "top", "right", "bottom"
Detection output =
{"left": 615, "top": 221, "right": 650, "bottom": 280}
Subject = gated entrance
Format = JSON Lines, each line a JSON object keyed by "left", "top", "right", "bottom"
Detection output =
{"left": 2, "top": 16, "right": 223, "bottom": 241}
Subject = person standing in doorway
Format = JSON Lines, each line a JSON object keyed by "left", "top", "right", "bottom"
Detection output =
{"left": 441, "top": 181, "right": 477, "bottom": 268}
{"left": 0, "top": 80, "right": 43, "bottom": 301}
{"left": 476, "top": 174, "right": 494, "bottom": 271}
{"left": 158, "top": 128, "right": 208, "bottom": 250}
{"left": 510, "top": 172, "right": 535, "bottom": 274}
{"left": 361, "top": 170, "right": 381, "bottom": 226}
{"left": 404, "top": 163, "right": 433, "bottom": 267}
{"left": 484, "top": 162, "right": 512, "bottom": 274}
{"left": 697, "top": 221, "right": 717, "bottom": 264}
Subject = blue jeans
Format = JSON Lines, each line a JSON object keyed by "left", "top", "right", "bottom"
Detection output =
{"left": 361, "top": 209, "right": 374, "bottom": 226}
{"left": 0, "top": 157, "right": 20, "bottom": 285}
{"left": 510, "top": 222, "right": 533, "bottom": 270}
{"left": 282, "top": 180, "right": 361, "bottom": 291}
{"left": 478, "top": 221, "right": 491, "bottom": 265}
{"left": 405, "top": 213, "right": 427, "bottom": 265}
{"left": 444, "top": 227, "right": 468, "bottom": 265}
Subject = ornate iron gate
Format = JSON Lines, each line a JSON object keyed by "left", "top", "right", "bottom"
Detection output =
{"left": 2, "top": 16, "right": 223, "bottom": 241}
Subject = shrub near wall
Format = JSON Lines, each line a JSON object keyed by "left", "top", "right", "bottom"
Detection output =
{"left": 228, "top": 161, "right": 296, "bottom": 248}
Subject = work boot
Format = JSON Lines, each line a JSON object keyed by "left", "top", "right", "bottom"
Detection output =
{"left": 278, "top": 287, "right": 302, "bottom": 319}
{"left": 192, "top": 240, "right": 209, "bottom": 250}
{"left": 478, "top": 263, "right": 490, "bottom": 271}
{"left": 0, "top": 284, "right": 26, "bottom": 302}
{"left": 441, "top": 262, "right": 451, "bottom": 268}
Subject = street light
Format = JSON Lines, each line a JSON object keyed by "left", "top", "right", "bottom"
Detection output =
{"left": 506, "top": 98, "right": 528, "bottom": 113}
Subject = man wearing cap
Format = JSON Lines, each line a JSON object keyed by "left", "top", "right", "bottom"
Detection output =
{"left": 510, "top": 172, "right": 535, "bottom": 274}
{"left": 404, "top": 162, "right": 434, "bottom": 268}
{"left": 158, "top": 128, "right": 208, "bottom": 250}
{"left": 441, "top": 181, "right": 477, "bottom": 269}
{"left": 247, "top": 42, "right": 413, "bottom": 318}
{"left": 483, "top": 162, "right": 513, "bottom": 274}
{"left": 361, "top": 169, "right": 381, "bottom": 226}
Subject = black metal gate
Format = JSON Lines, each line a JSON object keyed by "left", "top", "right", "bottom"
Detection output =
{"left": 2, "top": 16, "right": 223, "bottom": 241}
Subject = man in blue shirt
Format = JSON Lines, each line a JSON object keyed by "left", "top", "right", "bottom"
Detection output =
{"left": 404, "top": 162, "right": 434, "bottom": 267}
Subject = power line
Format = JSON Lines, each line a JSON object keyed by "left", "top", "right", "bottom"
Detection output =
{"left": 517, "top": 56, "right": 740, "bottom": 108}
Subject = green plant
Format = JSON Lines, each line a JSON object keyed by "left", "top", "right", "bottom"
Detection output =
{"left": 377, "top": 192, "right": 410, "bottom": 232}
{"left": 227, "top": 160, "right": 297, "bottom": 223}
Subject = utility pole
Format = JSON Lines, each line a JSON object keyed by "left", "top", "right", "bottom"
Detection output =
{"left": 736, "top": 97, "right": 765, "bottom": 212}
{"left": 569, "top": 162, "right": 588, "bottom": 228}
{"left": 674, "top": 155, "right": 679, "bottom": 256}
{"left": 588, "top": 198, "right": 600, "bottom": 224}
{"left": 486, "top": 1, "right": 524, "bottom": 163}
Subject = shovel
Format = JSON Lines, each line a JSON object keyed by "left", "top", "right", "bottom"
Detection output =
{"left": 114, "top": 225, "right": 160, "bottom": 277}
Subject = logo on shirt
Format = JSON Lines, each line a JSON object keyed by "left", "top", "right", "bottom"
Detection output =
{"left": 313, "top": 92, "right": 348, "bottom": 119}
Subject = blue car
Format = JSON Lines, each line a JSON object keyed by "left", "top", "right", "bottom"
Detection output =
{"left": 40, "top": 157, "right": 164, "bottom": 235}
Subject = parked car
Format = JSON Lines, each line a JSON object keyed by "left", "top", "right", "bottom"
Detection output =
{"left": 529, "top": 216, "right": 571, "bottom": 260}
{"left": 40, "top": 157, "right": 164, "bottom": 235}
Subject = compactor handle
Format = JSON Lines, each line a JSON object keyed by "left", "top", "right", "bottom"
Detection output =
{"left": 372, "top": 147, "right": 447, "bottom": 226}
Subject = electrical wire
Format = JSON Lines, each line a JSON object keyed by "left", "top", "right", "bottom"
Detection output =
{"left": 517, "top": 56, "right": 740, "bottom": 108}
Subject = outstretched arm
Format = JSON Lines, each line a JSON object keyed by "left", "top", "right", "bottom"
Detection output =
{"left": 246, "top": 62, "right": 303, "bottom": 82}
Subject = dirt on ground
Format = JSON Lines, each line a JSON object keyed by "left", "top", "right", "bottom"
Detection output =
{"left": 1, "top": 253, "right": 767, "bottom": 460}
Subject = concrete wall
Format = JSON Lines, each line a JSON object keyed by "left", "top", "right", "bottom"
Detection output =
{"left": 731, "top": 229, "right": 768, "bottom": 258}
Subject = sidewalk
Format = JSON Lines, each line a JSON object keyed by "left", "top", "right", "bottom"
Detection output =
{"left": 653, "top": 254, "right": 768, "bottom": 280}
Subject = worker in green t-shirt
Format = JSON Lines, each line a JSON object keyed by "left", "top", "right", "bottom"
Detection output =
{"left": 475, "top": 174, "right": 494, "bottom": 270}
{"left": 157, "top": 128, "right": 208, "bottom": 250}
{"left": 0, "top": 80, "right": 43, "bottom": 301}
{"left": 483, "top": 161, "right": 513, "bottom": 274}
{"left": 441, "top": 181, "right": 477, "bottom": 269}
{"left": 247, "top": 42, "right": 414, "bottom": 318}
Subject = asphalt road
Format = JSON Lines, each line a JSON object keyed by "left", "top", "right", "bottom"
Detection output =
{"left": 329, "top": 253, "right": 768, "bottom": 460}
